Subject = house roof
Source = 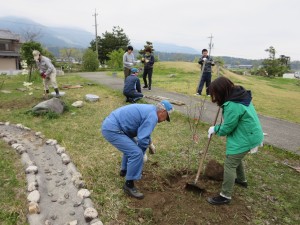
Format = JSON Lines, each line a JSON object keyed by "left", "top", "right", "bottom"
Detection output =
{"left": 0, "top": 30, "right": 21, "bottom": 41}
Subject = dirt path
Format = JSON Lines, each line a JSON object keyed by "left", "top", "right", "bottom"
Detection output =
{"left": 77, "top": 72, "right": 300, "bottom": 155}
{"left": 0, "top": 122, "right": 102, "bottom": 225}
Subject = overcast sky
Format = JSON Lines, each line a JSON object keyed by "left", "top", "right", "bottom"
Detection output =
{"left": 1, "top": 0, "right": 300, "bottom": 60}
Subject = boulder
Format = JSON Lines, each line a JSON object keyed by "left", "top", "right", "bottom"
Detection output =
{"left": 32, "top": 98, "right": 65, "bottom": 115}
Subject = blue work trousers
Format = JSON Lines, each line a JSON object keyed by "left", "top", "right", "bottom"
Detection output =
{"left": 101, "top": 117, "right": 145, "bottom": 181}
{"left": 197, "top": 72, "right": 212, "bottom": 95}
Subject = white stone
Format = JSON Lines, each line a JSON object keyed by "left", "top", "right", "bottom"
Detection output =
{"left": 77, "top": 189, "right": 91, "bottom": 199}
{"left": 12, "top": 143, "right": 22, "bottom": 149}
{"left": 35, "top": 132, "right": 42, "bottom": 136}
{"left": 61, "top": 153, "right": 71, "bottom": 164}
{"left": 84, "top": 207, "right": 98, "bottom": 221}
{"left": 26, "top": 165, "right": 38, "bottom": 174}
{"left": 5, "top": 122, "right": 10, "bottom": 125}
{"left": 28, "top": 182, "right": 38, "bottom": 192}
{"left": 57, "top": 146, "right": 66, "bottom": 155}
{"left": 16, "top": 123, "right": 24, "bottom": 129}
{"left": 46, "top": 139, "right": 58, "bottom": 145}
{"left": 27, "top": 190, "right": 40, "bottom": 203}
{"left": 68, "top": 220, "right": 78, "bottom": 225}
{"left": 72, "top": 101, "right": 84, "bottom": 108}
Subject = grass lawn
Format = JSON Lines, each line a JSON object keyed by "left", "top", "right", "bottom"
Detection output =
{"left": 112, "top": 61, "right": 300, "bottom": 123}
{"left": 0, "top": 73, "right": 299, "bottom": 224}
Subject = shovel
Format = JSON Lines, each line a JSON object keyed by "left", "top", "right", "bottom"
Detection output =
{"left": 185, "top": 107, "right": 221, "bottom": 193}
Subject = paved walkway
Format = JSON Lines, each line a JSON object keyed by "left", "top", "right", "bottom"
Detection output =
{"left": 78, "top": 72, "right": 300, "bottom": 155}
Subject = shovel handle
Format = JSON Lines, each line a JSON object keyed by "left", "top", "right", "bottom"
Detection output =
{"left": 194, "top": 107, "right": 221, "bottom": 184}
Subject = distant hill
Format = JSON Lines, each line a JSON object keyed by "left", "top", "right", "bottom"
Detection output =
{"left": 0, "top": 16, "right": 94, "bottom": 48}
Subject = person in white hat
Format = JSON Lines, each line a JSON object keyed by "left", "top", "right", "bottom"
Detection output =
{"left": 32, "top": 50, "right": 60, "bottom": 98}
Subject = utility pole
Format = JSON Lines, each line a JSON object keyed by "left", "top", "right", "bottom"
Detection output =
{"left": 92, "top": 9, "right": 99, "bottom": 60}
{"left": 208, "top": 34, "right": 214, "bottom": 56}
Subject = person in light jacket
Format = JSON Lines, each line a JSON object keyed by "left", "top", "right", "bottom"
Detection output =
{"left": 33, "top": 50, "right": 60, "bottom": 98}
{"left": 207, "top": 76, "right": 264, "bottom": 205}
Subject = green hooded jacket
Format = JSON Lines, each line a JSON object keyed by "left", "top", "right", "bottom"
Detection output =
{"left": 214, "top": 88, "right": 264, "bottom": 155}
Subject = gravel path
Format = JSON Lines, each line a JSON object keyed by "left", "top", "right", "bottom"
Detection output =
{"left": 78, "top": 72, "right": 300, "bottom": 155}
{"left": 0, "top": 122, "right": 103, "bottom": 225}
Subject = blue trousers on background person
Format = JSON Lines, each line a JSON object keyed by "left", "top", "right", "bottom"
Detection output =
{"left": 101, "top": 117, "right": 145, "bottom": 181}
{"left": 197, "top": 72, "right": 212, "bottom": 95}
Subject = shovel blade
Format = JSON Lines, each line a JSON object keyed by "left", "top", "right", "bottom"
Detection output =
{"left": 185, "top": 182, "right": 205, "bottom": 194}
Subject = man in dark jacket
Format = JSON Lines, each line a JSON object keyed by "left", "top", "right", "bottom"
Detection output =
{"left": 123, "top": 68, "right": 144, "bottom": 103}
{"left": 141, "top": 47, "right": 155, "bottom": 91}
{"left": 196, "top": 49, "right": 215, "bottom": 96}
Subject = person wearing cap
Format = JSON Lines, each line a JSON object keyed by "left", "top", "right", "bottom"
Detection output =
{"left": 32, "top": 50, "right": 60, "bottom": 98}
{"left": 123, "top": 68, "right": 143, "bottom": 103}
{"left": 123, "top": 46, "right": 137, "bottom": 80}
{"left": 101, "top": 100, "right": 174, "bottom": 199}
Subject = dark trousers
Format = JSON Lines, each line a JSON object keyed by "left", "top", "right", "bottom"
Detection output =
{"left": 142, "top": 67, "right": 153, "bottom": 89}
{"left": 197, "top": 72, "right": 212, "bottom": 95}
{"left": 124, "top": 91, "right": 143, "bottom": 102}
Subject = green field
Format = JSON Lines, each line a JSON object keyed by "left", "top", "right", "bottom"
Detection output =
{"left": 113, "top": 61, "right": 300, "bottom": 123}
{"left": 0, "top": 69, "right": 299, "bottom": 224}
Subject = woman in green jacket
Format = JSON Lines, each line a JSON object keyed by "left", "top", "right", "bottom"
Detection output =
{"left": 207, "top": 76, "right": 264, "bottom": 205}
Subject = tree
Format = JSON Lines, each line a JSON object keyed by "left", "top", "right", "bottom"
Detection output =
{"left": 138, "top": 41, "right": 155, "bottom": 55}
{"left": 82, "top": 49, "right": 99, "bottom": 71}
{"left": 260, "top": 46, "right": 290, "bottom": 77}
{"left": 90, "top": 26, "right": 130, "bottom": 64}
{"left": 20, "top": 41, "right": 54, "bottom": 81}
{"left": 106, "top": 48, "right": 124, "bottom": 70}
{"left": 59, "top": 48, "right": 83, "bottom": 72}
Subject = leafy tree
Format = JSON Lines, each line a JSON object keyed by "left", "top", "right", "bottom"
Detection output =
{"left": 82, "top": 49, "right": 99, "bottom": 71}
{"left": 106, "top": 48, "right": 124, "bottom": 70}
{"left": 90, "top": 26, "right": 130, "bottom": 64}
{"left": 260, "top": 46, "right": 290, "bottom": 77}
{"left": 138, "top": 41, "right": 155, "bottom": 55}
{"left": 20, "top": 41, "right": 54, "bottom": 81}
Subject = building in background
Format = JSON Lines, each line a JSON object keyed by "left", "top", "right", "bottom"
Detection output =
{"left": 0, "top": 30, "right": 22, "bottom": 73}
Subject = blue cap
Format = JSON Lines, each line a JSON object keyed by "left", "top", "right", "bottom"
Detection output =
{"left": 131, "top": 68, "right": 139, "bottom": 73}
{"left": 160, "top": 100, "right": 174, "bottom": 122}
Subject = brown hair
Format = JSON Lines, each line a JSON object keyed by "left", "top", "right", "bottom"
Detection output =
{"left": 145, "top": 47, "right": 152, "bottom": 53}
{"left": 209, "top": 77, "right": 234, "bottom": 106}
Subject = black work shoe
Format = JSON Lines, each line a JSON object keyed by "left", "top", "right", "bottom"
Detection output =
{"left": 123, "top": 185, "right": 144, "bottom": 199}
{"left": 207, "top": 195, "right": 230, "bottom": 205}
{"left": 120, "top": 170, "right": 127, "bottom": 177}
{"left": 235, "top": 179, "right": 248, "bottom": 188}
{"left": 143, "top": 85, "right": 148, "bottom": 89}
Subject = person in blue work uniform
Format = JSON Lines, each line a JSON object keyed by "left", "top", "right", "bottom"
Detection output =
{"left": 101, "top": 100, "right": 174, "bottom": 199}
{"left": 123, "top": 68, "right": 143, "bottom": 103}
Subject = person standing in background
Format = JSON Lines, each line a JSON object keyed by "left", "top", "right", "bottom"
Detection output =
{"left": 123, "top": 46, "right": 137, "bottom": 80}
{"left": 141, "top": 47, "right": 155, "bottom": 91}
{"left": 196, "top": 49, "right": 215, "bottom": 96}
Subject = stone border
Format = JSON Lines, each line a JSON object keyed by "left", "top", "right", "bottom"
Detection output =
{"left": 0, "top": 121, "right": 103, "bottom": 225}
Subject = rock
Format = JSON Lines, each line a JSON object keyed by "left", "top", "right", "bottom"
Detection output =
{"left": 28, "top": 182, "right": 38, "bottom": 192}
{"left": 85, "top": 94, "right": 99, "bottom": 102}
{"left": 27, "top": 190, "right": 41, "bottom": 203}
{"left": 168, "top": 74, "right": 176, "bottom": 78}
{"left": 46, "top": 139, "right": 57, "bottom": 145}
{"left": 16, "top": 123, "right": 25, "bottom": 129}
{"left": 90, "top": 219, "right": 104, "bottom": 225}
{"left": 56, "top": 146, "right": 66, "bottom": 155}
{"left": 26, "top": 165, "right": 38, "bottom": 174}
{"left": 45, "top": 220, "right": 53, "bottom": 225}
{"left": 61, "top": 153, "right": 71, "bottom": 164}
{"left": 28, "top": 202, "right": 40, "bottom": 214}
{"left": 72, "top": 101, "right": 84, "bottom": 108}
{"left": 74, "top": 179, "right": 85, "bottom": 189}
{"left": 32, "top": 98, "right": 65, "bottom": 115}
{"left": 77, "top": 189, "right": 91, "bottom": 199}
{"left": 84, "top": 207, "right": 98, "bottom": 222}
{"left": 83, "top": 198, "right": 94, "bottom": 209}
{"left": 204, "top": 159, "right": 224, "bottom": 181}
{"left": 8, "top": 139, "right": 17, "bottom": 145}
{"left": 68, "top": 220, "right": 78, "bottom": 225}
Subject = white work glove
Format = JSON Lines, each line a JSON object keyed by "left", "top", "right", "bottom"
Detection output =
{"left": 202, "top": 58, "right": 207, "bottom": 62}
{"left": 128, "top": 62, "right": 133, "bottom": 66}
{"left": 149, "top": 143, "right": 156, "bottom": 154}
{"left": 145, "top": 59, "right": 149, "bottom": 63}
{"left": 135, "top": 60, "right": 141, "bottom": 63}
{"left": 207, "top": 126, "right": 215, "bottom": 138}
